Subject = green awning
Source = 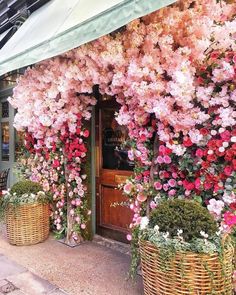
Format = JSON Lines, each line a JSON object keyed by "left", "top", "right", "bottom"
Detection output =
{"left": 0, "top": 0, "right": 177, "bottom": 76}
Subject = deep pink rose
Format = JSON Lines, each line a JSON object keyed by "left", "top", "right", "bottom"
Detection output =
{"left": 224, "top": 166, "right": 233, "bottom": 176}
{"left": 196, "top": 148, "right": 204, "bottom": 158}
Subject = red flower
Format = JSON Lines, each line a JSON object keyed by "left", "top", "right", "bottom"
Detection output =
{"left": 83, "top": 130, "right": 90, "bottom": 138}
{"left": 196, "top": 148, "right": 204, "bottom": 158}
{"left": 52, "top": 159, "right": 60, "bottom": 168}
{"left": 204, "top": 182, "right": 212, "bottom": 190}
{"left": 220, "top": 130, "right": 231, "bottom": 141}
{"left": 183, "top": 137, "right": 193, "bottom": 147}
{"left": 201, "top": 161, "right": 210, "bottom": 169}
{"left": 194, "top": 178, "right": 201, "bottom": 190}
{"left": 230, "top": 203, "right": 236, "bottom": 211}
{"left": 207, "top": 154, "right": 217, "bottom": 162}
{"left": 224, "top": 166, "right": 233, "bottom": 176}
{"left": 200, "top": 128, "right": 209, "bottom": 136}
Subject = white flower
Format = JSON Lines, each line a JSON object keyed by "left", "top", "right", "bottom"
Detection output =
{"left": 200, "top": 231, "right": 209, "bottom": 239}
{"left": 140, "top": 217, "right": 149, "bottom": 230}
{"left": 177, "top": 229, "right": 183, "bottom": 236}
{"left": 154, "top": 225, "right": 160, "bottom": 232}
{"left": 231, "top": 136, "right": 236, "bottom": 143}
{"left": 222, "top": 191, "right": 236, "bottom": 205}
{"left": 163, "top": 232, "right": 169, "bottom": 240}
{"left": 207, "top": 198, "right": 225, "bottom": 216}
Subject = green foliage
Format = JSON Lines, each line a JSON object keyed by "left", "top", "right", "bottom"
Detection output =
{"left": 149, "top": 199, "right": 218, "bottom": 242}
{"left": 10, "top": 180, "right": 43, "bottom": 195}
{"left": 0, "top": 180, "right": 50, "bottom": 220}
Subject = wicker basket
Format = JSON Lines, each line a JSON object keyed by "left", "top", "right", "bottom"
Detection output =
{"left": 5, "top": 203, "right": 50, "bottom": 246}
{"left": 140, "top": 240, "right": 234, "bottom": 295}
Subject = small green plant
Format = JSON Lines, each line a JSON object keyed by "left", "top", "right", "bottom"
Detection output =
{"left": 149, "top": 199, "right": 218, "bottom": 242}
{"left": 10, "top": 180, "right": 43, "bottom": 195}
{"left": 0, "top": 180, "right": 50, "bottom": 219}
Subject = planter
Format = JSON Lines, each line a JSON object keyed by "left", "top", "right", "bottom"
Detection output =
{"left": 5, "top": 203, "right": 50, "bottom": 246}
{"left": 139, "top": 240, "right": 234, "bottom": 295}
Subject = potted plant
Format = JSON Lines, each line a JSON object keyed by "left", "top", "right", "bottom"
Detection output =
{"left": 138, "top": 199, "right": 234, "bottom": 295}
{"left": 0, "top": 180, "right": 50, "bottom": 246}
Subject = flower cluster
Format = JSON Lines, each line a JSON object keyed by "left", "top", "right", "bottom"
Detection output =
{"left": 9, "top": 0, "right": 236, "bottom": 243}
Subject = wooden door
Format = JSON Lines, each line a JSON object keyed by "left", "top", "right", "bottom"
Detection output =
{"left": 96, "top": 97, "right": 133, "bottom": 243}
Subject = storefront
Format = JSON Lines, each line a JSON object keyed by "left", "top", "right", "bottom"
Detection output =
{"left": 0, "top": 0, "right": 177, "bottom": 243}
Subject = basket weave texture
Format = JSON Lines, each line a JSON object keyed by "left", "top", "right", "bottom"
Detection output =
{"left": 6, "top": 203, "right": 50, "bottom": 246}
{"left": 140, "top": 240, "right": 234, "bottom": 295}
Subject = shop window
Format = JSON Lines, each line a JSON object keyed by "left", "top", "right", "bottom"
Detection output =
{"left": 1, "top": 122, "right": 9, "bottom": 161}
{"left": 15, "top": 130, "right": 24, "bottom": 161}
{"left": 1, "top": 101, "right": 9, "bottom": 118}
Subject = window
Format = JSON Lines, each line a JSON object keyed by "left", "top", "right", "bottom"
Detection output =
{"left": 1, "top": 101, "right": 9, "bottom": 118}
{"left": 1, "top": 122, "right": 9, "bottom": 161}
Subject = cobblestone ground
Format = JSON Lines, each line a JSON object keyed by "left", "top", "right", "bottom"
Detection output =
{"left": 0, "top": 225, "right": 143, "bottom": 295}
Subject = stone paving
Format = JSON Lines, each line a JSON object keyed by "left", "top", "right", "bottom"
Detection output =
{"left": 0, "top": 253, "right": 68, "bottom": 295}
{"left": 0, "top": 225, "right": 143, "bottom": 295}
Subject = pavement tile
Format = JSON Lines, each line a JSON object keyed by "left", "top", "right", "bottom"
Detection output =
{"left": 7, "top": 272, "right": 56, "bottom": 295}
{"left": 0, "top": 280, "right": 8, "bottom": 288}
{"left": 7, "top": 291, "right": 25, "bottom": 295}
{"left": 0, "top": 256, "right": 26, "bottom": 280}
{"left": 47, "top": 289, "right": 68, "bottom": 295}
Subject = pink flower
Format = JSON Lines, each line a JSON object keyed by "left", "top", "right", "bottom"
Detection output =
{"left": 137, "top": 193, "right": 147, "bottom": 202}
{"left": 168, "top": 189, "right": 176, "bottom": 197}
{"left": 154, "top": 181, "right": 162, "bottom": 190}
{"left": 156, "top": 156, "right": 164, "bottom": 164}
{"left": 81, "top": 223, "right": 86, "bottom": 229}
{"left": 150, "top": 201, "right": 157, "bottom": 209}
{"left": 163, "top": 183, "right": 169, "bottom": 191}
{"left": 168, "top": 179, "right": 176, "bottom": 187}
{"left": 163, "top": 155, "right": 171, "bottom": 164}
{"left": 126, "top": 234, "right": 132, "bottom": 241}
{"left": 124, "top": 183, "right": 132, "bottom": 194}
{"left": 223, "top": 212, "right": 236, "bottom": 228}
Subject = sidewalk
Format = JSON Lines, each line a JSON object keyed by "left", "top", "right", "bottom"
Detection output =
{"left": 0, "top": 226, "right": 143, "bottom": 295}
{"left": 0, "top": 254, "right": 68, "bottom": 295}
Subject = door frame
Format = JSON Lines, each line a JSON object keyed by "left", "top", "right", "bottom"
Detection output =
{"left": 94, "top": 98, "right": 132, "bottom": 243}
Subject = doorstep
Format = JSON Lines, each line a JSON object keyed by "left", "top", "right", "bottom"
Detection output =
{"left": 92, "top": 234, "right": 130, "bottom": 256}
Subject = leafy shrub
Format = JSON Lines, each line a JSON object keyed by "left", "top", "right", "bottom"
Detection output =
{"left": 10, "top": 180, "right": 43, "bottom": 195}
{"left": 149, "top": 199, "right": 218, "bottom": 242}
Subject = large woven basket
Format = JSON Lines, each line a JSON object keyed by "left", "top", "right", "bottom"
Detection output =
{"left": 5, "top": 203, "right": 50, "bottom": 246}
{"left": 140, "top": 239, "right": 234, "bottom": 295}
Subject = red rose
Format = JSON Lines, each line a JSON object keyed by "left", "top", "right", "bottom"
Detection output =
{"left": 230, "top": 203, "right": 236, "bottom": 211}
{"left": 201, "top": 161, "right": 210, "bottom": 169}
{"left": 204, "top": 182, "right": 213, "bottom": 190}
{"left": 224, "top": 166, "right": 233, "bottom": 176}
{"left": 143, "top": 171, "right": 150, "bottom": 177}
{"left": 225, "top": 149, "right": 234, "bottom": 161}
{"left": 52, "top": 159, "right": 60, "bottom": 168}
{"left": 76, "top": 128, "right": 81, "bottom": 135}
{"left": 200, "top": 128, "right": 208, "bottom": 136}
{"left": 207, "top": 154, "right": 217, "bottom": 162}
{"left": 196, "top": 148, "right": 204, "bottom": 158}
{"left": 220, "top": 130, "right": 231, "bottom": 141}
{"left": 183, "top": 137, "right": 193, "bottom": 147}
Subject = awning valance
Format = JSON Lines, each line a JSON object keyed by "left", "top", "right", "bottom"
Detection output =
{"left": 0, "top": 0, "right": 177, "bottom": 76}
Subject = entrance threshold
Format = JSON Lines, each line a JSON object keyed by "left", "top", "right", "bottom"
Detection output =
{"left": 92, "top": 234, "right": 130, "bottom": 256}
